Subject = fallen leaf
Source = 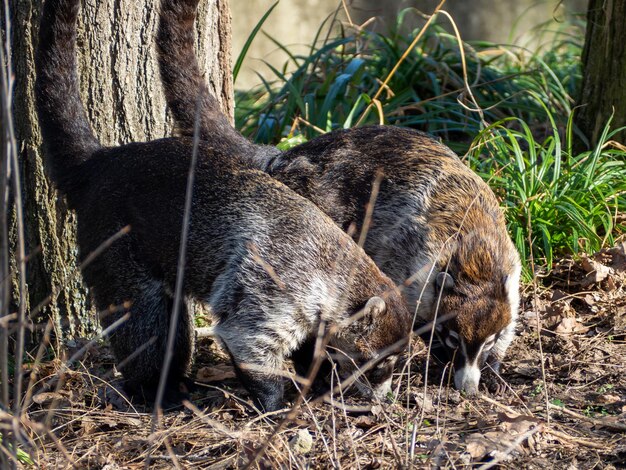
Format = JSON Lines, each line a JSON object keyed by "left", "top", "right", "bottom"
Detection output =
{"left": 32, "top": 392, "right": 68, "bottom": 406}
{"left": 196, "top": 364, "right": 236, "bottom": 383}
{"left": 411, "top": 392, "right": 434, "bottom": 413}
{"left": 370, "top": 404, "right": 383, "bottom": 416}
{"left": 580, "top": 257, "right": 612, "bottom": 286}
{"left": 81, "top": 418, "right": 97, "bottom": 436}
{"left": 606, "top": 242, "right": 626, "bottom": 271}
{"left": 555, "top": 317, "right": 589, "bottom": 335}
{"left": 354, "top": 415, "right": 376, "bottom": 429}
{"left": 497, "top": 412, "right": 542, "bottom": 434}
{"left": 551, "top": 289, "right": 569, "bottom": 302}
{"left": 465, "top": 432, "right": 504, "bottom": 460}
{"left": 596, "top": 394, "right": 622, "bottom": 405}
{"left": 464, "top": 413, "right": 542, "bottom": 462}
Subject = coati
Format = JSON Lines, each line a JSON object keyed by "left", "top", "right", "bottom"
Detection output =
{"left": 35, "top": 0, "right": 412, "bottom": 412}
{"left": 157, "top": 0, "right": 522, "bottom": 395}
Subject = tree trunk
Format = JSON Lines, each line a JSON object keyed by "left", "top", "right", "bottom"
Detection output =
{"left": 8, "top": 0, "right": 234, "bottom": 338}
{"left": 575, "top": 0, "right": 626, "bottom": 148}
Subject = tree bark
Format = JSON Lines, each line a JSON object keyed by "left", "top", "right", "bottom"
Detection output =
{"left": 7, "top": 0, "right": 234, "bottom": 338}
{"left": 575, "top": 0, "right": 626, "bottom": 148}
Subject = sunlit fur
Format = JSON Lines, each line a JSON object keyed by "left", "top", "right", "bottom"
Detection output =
{"left": 156, "top": 0, "right": 521, "bottom": 393}
{"left": 35, "top": 0, "right": 411, "bottom": 412}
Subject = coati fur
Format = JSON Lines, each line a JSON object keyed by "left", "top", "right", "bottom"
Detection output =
{"left": 35, "top": 0, "right": 412, "bottom": 411}
{"left": 157, "top": 0, "right": 522, "bottom": 395}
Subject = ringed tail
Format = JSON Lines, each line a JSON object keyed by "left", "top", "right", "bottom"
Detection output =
{"left": 157, "top": 0, "right": 250, "bottom": 148}
{"left": 35, "top": 0, "right": 100, "bottom": 201}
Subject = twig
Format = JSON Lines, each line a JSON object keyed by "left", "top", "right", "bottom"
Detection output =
{"left": 357, "top": 171, "right": 382, "bottom": 248}
{"left": 148, "top": 83, "right": 205, "bottom": 464}
{"left": 0, "top": 0, "right": 26, "bottom": 432}
{"left": 543, "top": 428, "right": 610, "bottom": 450}
{"left": 526, "top": 212, "right": 551, "bottom": 426}
{"left": 183, "top": 400, "right": 242, "bottom": 439}
{"left": 547, "top": 402, "right": 626, "bottom": 432}
{"left": 0, "top": 1, "right": 24, "bottom": 464}
{"left": 479, "top": 394, "right": 519, "bottom": 415}
{"left": 43, "top": 312, "right": 131, "bottom": 428}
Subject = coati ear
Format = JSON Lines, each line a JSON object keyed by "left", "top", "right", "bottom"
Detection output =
{"left": 363, "top": 296, "right": 387, "bottom": 321}
{"left": 436, "top": 271, "right": 454, "bottom": 290}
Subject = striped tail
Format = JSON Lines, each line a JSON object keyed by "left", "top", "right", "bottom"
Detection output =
{"left": 35, "top": 0, "right": 100, "bottom": 201}
{"left": 156, "top": 0, "right": 251, "bottom": 148}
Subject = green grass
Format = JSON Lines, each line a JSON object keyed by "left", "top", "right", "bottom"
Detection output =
{"left": 0, "top": 435, "right": 35, "bottom": 466}
{"left": 468, "top": 110, "right": 626, "bottom": 277}
{"left": 235, "top": 9, "right": 583, "bottom": 152}
{"left": 234, "top": 10, "right": 626, "bottom": 277}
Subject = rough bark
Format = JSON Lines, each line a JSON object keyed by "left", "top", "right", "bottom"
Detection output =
{"left": 575, "top": 0, "right": 626, "bottom": 147}
{"left": 7, "top": 0, "right": 233, "bottom": 338}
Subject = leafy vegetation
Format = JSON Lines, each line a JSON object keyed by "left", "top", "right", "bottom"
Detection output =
{"left": 235, "top": 9, "right": 626, "bottom": 277}
{"left": 235, "top": 9, "right": 583, "bottom": 150}
{"left": 469, "top": 112, "right": 626, "bottom": 276}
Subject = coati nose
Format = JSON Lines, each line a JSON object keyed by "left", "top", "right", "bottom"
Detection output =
{"left": 454, "top": 365, "right": 481, "bottom": 396}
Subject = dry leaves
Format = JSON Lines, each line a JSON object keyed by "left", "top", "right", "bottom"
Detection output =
{"left": 464, "top": 412, "right": 543, "bottom": 463}
{"left": 196, "top": 364, "right": 236, "bottom": 383}
{"left": 581, "top": 256, "right": 612, "bottom": 286}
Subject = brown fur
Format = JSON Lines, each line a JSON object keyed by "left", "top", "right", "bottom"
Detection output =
{"left": 35, "top": 0, "right": 412, "bottom": 411}
{"left": 155, "top": 0, "right": 521, "bottom": 394}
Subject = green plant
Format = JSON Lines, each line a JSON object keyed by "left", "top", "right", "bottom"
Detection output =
{"left": 234, "top": 10, "right": 626, "bottom": 277}
{"left": 583, "top": 405, "right": 610, "bottom": 417}
{"left": 597, "top": 383, "right": 615, "bottom": 393}
{"left": 0, "top": 435, "right": 35, "bottom": 466}
{"left": 233, "top": 1, "right": 279, "bottom": 85}
{"left": 235, "top": 9, "right": 584, "bottom": 154}
{"left": 550, "top": 398, "right": 565, "bottom": 407}
{"left": 468, "top": 108, "right": 626, "bottom": 277}
{"left": 530, "top": 383, "right": 544, "bottom": 397}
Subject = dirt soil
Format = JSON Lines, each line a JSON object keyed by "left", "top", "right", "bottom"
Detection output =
{"left": 19, "top": 244, "right": 626, "bottom": 469}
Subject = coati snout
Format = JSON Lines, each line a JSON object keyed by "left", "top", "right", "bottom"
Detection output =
{"left": 425, "top": 259, "right": 521, "bottom": 395}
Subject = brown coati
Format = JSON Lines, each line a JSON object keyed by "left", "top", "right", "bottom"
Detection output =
{"left": 35, "top": 0, "right": 412, "bottom": 412}
{"left": 157, "top": 0, "right": 522, "bottom": 395}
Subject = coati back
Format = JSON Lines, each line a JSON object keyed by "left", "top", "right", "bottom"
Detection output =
{"left": 35, "top": 0, "right": 411, "bottom": 412}
{"left": 157, "top": 0, "right": 522, "bottom": 395}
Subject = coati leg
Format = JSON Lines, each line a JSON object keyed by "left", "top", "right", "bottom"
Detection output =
{"left": 166, "top": 294, "right": 196, "bottom": 396}
{"left": 89, "top": 259, "right": 194, "bottom": 407}
{"left": 215, "top": 329, "right": 285, "bottom": 412}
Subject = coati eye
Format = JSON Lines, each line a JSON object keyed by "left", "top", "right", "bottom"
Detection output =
{"left": 483, "top": 334, "right": 498, "bottom": 351}
{"left": 444, "top": 331, "right": 460, "bottom": 349}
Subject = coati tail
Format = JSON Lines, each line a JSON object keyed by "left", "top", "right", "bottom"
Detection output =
{"left": 35, "top": 0, "right": 100, "bottom": 199}
{"left": 157, "top": 0, "right": 249, "bottom": 147}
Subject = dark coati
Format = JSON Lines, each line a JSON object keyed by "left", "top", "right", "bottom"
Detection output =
{"left": 35, "top": 0, "right": 412, "bottom": 412}
{"left": 157, "top": 0, "right": 522, "bottom": 395}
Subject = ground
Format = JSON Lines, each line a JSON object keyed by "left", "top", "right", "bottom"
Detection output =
{"left": 20, "top": 244, "right": 626, "bottom": 468}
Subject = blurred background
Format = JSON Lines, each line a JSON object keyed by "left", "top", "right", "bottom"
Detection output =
{"left": 231, "top": 0, "right": 586, "bottom": 89}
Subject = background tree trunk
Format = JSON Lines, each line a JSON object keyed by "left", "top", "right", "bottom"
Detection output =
{"left": 7, "top": 0, "right": 234, "bottom": 339}
{"left": 575, "top": 0, "right": 626, "bottom": 147}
